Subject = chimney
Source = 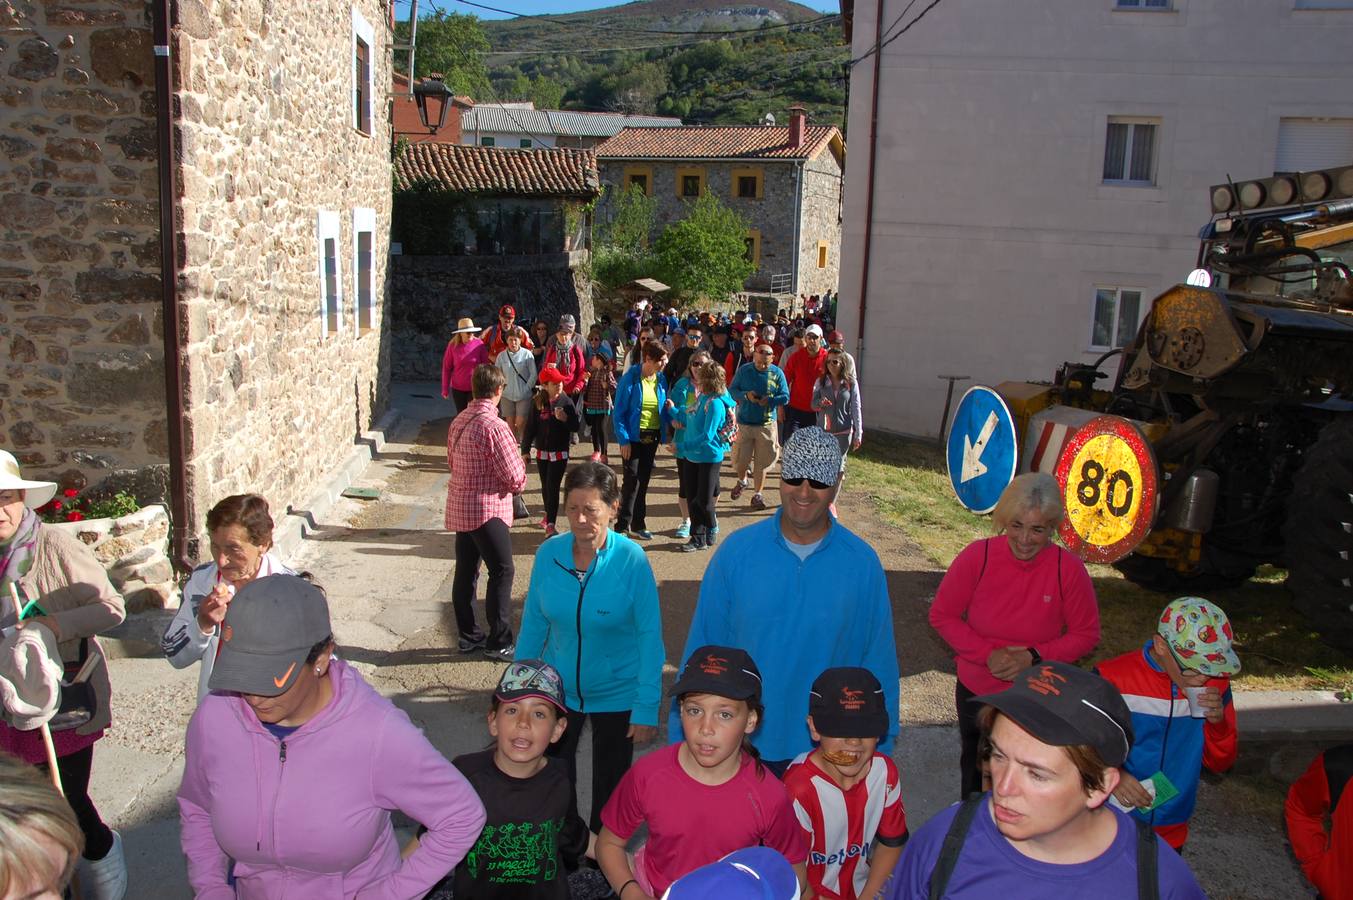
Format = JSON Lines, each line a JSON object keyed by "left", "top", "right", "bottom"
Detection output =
{"left": 788, "top": 105, "right": 806, "bottom": 149}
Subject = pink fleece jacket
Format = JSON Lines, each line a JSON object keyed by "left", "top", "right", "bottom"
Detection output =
{"left": 177, "top": 658, "right": 486, "bottom": 899}
{"left": 929, "top": 536, "right": 1100, "bottom": 695}
{"left": 441, "top": 338, "right": 489, "bottom": 396}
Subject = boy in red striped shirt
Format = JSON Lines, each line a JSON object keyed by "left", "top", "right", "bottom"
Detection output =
{"left": 784, "top": 668, "right": 908, "bottom": 900}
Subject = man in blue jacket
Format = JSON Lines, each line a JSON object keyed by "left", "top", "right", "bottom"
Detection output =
{"left": 670, "top": 426, "right": 900, "bottom": 776}
{"left": 727, "top": 343, "right": 789, "bottom": 510}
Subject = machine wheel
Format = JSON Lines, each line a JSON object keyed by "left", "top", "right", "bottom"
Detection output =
{"left": 1114, "top": 550, "right": 1254, "bottom": 595}
{"left": 1282, "top": 416, "right": 1353, "bottom": 653}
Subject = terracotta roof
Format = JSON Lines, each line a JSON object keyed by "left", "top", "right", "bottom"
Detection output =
{"left": 394, "top": 143, "right": 601, "bottom": 198}
{"left": 596, "top": 125, "right": 843, "bottom": 161}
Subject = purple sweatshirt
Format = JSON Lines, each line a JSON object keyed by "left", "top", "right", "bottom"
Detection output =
{"left": 177, "top": 659, "right": 486, "bottom": 898}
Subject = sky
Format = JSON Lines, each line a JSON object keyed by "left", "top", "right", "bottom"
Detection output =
{"left": 395, "top": 0, "right": 840, "bottom": 22}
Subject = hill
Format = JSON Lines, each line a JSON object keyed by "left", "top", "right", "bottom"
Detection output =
{"left": 478, "top": 1, "right": 849, "bottom": 130}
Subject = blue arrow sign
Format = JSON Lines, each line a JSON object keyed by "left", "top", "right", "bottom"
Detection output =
{"left": 946, "top": 386, "right": 1018, "bottom": 514}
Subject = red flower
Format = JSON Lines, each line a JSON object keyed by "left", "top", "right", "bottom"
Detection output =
{"left": 51, "top": 501, "right": 62, "bottom": 511}
{"left": 63, "top": 488, "right": 79, "bottom": 498}
{"left": 65, "top": 511, "right": 84, "bottom": 522}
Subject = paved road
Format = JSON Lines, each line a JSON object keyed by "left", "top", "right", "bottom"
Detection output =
{"left": 92, "top": 384, "right": 1318, "bottom": 898}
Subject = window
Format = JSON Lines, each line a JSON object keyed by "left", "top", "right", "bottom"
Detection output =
{"left": 1103, "top": 117, "right": 1158, "bottom": 185}
{"left": 353, "top": 207, "right": 376, "bottom": 334}
{"left": 817, "top": 241, "right": 828, "bottom": 269}
{"left": 480, "top": 136, "right": 496, "bottom": 147}
{"left": 623, "top": 166, "right": 653, "bottom": 196}
{"left": 744, "top": 229, "right": 761, "bottom": 268}
{"left": 351, "top": 7, "right": 374, "bottom": 136}
{"left": 1295, "top": 0, "right": 1353, "bottom": 8}
{"left": 520, "top": 139, "right": 532, "bottom": 148}
{"left": 1276, "top": 118, "right": 1353, "bottom": 172}
{"left": 675, "top": 167, "right": 705, "bottom": 199}
{"left": 1090, "top": 287, "right": 1142, "bottom": 350}
{"left": 317, "top": 211, "right": 342, "bottom": 338}
{"left": 1115, "top": 0, "right": 1170, "bottom": 7}
{"left": 731, "top": 167, "right": 763, "bottom": 200}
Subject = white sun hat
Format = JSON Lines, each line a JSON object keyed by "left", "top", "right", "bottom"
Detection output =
{"left": 0, "top": 450, "right": 57, "bottom": 509}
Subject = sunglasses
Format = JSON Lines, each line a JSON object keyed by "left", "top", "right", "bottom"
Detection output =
{"left": 782, "top": 476, "right": 833, "bottom": 490}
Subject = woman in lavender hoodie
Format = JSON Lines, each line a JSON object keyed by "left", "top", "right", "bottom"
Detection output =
{"left": 177, "top": 574, "right": 485, "bottom": 898}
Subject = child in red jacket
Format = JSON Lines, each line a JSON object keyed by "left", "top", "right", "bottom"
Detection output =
{"left": 1286, "top": 743, "right": 1353, "bottom": 900}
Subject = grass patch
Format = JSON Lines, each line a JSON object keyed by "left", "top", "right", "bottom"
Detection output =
{"left": 847, "top": 431, "right": 1353, "bottom": 692}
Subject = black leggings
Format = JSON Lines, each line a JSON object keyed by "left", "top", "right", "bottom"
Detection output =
{"left": 451, "top": 517, "right": 515, "bottom": 650}
{"left": 536, "top": 457, "right": 568, "bottom": 525}
{"left": 956, "top": 680, "right": 984, "bottom": 799}
{"left": 550, "top": 708, "right": 634, "bottom": 835}
{"left": 586, "top": 412, "right": 609, "bottom": 456}
{"left": 451, "top": 388, "right": 473, "bottom": 414}
{"left": 687, "top": 461, "right": 721, "bottom": 536}
{"left": 676, "top": 456, "right": 694, "bottom": 501}
{"left": 39, "top": 745, "right": 114, "bottom": 860}
{"left": 617, "top": 436, "right": 659, "bottom": 532}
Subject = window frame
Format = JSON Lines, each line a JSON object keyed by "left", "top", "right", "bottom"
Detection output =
{"left": 731, "top": 167, "right": 764, "bottom": 200}
{"left": 480, "top": 136, "right": 496, "bottom": 147}
{"left": 519, "top": 138, "right": 532, "bottom": 148}
{"left": 1102, "top": 116, "right": 1160, "bottom": 186}
{"left": 352, "top": 207, "right": 376, "bottom": 337}
{"left": 351, "top": 7, "right": 374, "bottom": 136}
{"left": 675, "top": 166, "right": 705, "bottom": 199}
{"left": 623, "top": 165, "right": 653, "bottom": 197}
{"left": 1088, "top": 286, "right": 1145, "bottom": 352}
{"left": 744, "top": 229, "right": 762, "bottom": 269}
{"left": 1114, "top": 0, "right": 1172, "bottom": 9}
{"left": 318, "top": 210, "right": 343, "bottom": 339}
{"left": 816, "top": 240, "right": 829, "bottom": 269}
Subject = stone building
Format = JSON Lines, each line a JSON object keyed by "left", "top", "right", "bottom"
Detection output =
{"left": 2, "top": 0, "right": 393, "bottom": 563}
{"left": 390, "top": 142, "right": 598, "bottom": 379}
{"left": 595, "top": 111, "right": 844, "bottom": 296}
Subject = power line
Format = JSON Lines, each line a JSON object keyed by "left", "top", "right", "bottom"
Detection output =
{"left": 847, "top": 0, "right": 945, "bottom": 69}
{"left": 451, "top": 0, "right": 839, "bottom": 37}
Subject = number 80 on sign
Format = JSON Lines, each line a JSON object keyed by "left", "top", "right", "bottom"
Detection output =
{"left": 1052, "top": 415, "right": 1159, "bottom": 563}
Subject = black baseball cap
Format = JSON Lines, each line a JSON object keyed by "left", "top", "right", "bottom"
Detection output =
{"left": 672, "top": 646, "right": 762, "bottom": 702}
{"left": 971, "top": 662, "right": 1134, "bottom": 767}
{"left": 208, "top": 574, "right": 332, "bottom": 697}
{"left": 809, "top": 667, "right": 889, "bottom": 738}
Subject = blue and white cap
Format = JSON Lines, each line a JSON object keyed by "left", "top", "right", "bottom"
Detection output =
{"left": 781, "top": 426, "right": 842, "bottom": 486}
{"left": 662, "top": 847, "right": 801, "bottom": 900}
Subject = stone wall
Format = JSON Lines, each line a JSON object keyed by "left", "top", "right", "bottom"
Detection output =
{"left": 50, "top": 504, "right": 176, "bottom": 612}
{"left": 389, "top": 252, "right": 594, "bottom": 380}
{"left": 797, "top": 152, "right": 843, "bottom": 299}
{"left": 173, "top": 0, "right": 392, "bottom": 556}
{"left": 0, "top": 0, "right": 167, "bottom": 496}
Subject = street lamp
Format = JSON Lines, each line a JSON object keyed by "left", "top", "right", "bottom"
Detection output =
{"left": 413, "top": 74, "right": 452, "bottom": 133}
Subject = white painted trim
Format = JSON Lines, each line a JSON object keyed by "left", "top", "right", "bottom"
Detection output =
{"left": 318, "top": 210, "right": 342, "bottom": 339}
{"left": 352, "top": 206, "right": 377, "bottom": 337}
{"left": 1088, "top": 284, "right": 1146, "bottom": 352}
{"left": 351, "top": 6, "right": 375, "bottom": 136}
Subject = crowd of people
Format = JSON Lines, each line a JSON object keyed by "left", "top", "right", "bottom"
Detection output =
{"left": 0, "top": 295, "right": 1346, "bottom": 900}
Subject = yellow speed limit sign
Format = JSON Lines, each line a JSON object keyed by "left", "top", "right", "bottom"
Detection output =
{"left": 1053, "top": 415, "right": 1159, "bottom": 563}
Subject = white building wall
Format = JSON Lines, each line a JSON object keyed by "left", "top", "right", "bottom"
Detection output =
{"left": 461, "top": 131, "right": 557, "bottom": 149}
{"left": 839, "top": 0, "right": 1353, "bottom": 437}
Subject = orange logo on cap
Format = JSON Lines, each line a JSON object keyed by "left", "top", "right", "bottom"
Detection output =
{"left": 698, "top": 654, "right": 729, "bottom": 676}
{"left": 839, "top": 687, "right": 865, "bottom": 710}
{"left": 273, "top": 662, "right": 297, "bottom": 689}
{"left": 1026, "top": 666, "right": 1066, "bottom": 697}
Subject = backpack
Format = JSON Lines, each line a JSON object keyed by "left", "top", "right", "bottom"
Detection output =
{"left": 716, "top": 399, "right": 738, "bottom": 447}
{"left": 927, "top": 796, "right": 1159, "bottom": 900}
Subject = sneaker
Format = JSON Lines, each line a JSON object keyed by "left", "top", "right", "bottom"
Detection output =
{"left": 706, "top": 530, "right": 718, "bottom": 548}
{"left": 590, "top": 451, "right": 602, "bottom": 461}
{"left": 628, "top": 529, "right": 653, "bottom": 541}
{"left": 750, "top": 493, "right": 767, "bottom": 511}
{"left": 674, "top": 520, "right": 691, "bottom": 539}
{"left": 483, "top": 643, "right": 516, "bottom": 662}
{"left": 539, "top": 516, "right": 550, "bottom": 531}
{"left": 730, "top": 480, "right": 747, "bottom": 501}
{"left": 78, "top": 829, "right": 127, "bottom": 900}
{"left": 679, "top": 536, "right": 706, "bottom": 553}
{"left": 544, "top": 522, "right": 557, "bottom": 537}
{"left": 458, "top": 634, "right": 486, "bottom": 653}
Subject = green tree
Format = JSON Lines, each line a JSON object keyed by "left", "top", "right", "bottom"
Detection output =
{"left": 529, "top": 76, "right": 565, "bottom": 110}
{"left": 652, "top": 194, "right": 755, "bottom": 302}
{"left": 409, "top": 11, "right": 491, "bottom": 97}
{"left": 601, "top": 183, "right": 657, "bottom": 254}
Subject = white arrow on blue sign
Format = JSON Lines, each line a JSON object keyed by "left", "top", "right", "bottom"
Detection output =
{"left": 946, "top": 385, "right": 1019, "bottom": 514}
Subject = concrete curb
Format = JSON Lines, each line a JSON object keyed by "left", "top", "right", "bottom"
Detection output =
{"left": 1234, "top": 689, "right": 1353, "bottom": 740}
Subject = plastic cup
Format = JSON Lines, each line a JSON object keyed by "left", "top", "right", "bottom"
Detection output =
{"left": 1183, "top": 686, "right": 1208, "bottom": 718}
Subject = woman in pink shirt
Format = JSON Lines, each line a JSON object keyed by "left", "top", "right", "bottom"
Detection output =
{"left": 441, "top": 317, "right": 489, "bottom": 414}
{"left": 929, "top": 472, "right": 1100, "bottom": 798}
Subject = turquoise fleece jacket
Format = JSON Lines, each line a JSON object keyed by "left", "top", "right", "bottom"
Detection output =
{"left": 675, "top": 390, "right": 735, "bottom": 463}
{"left": 517, "top": 530, "right": 665, "bottom": 724}
{"left": 729, "top": 363, "right": 789, "bottom": 426}
{"left": 670, "top": 511, "right": 900, "bottom": 760}
{"left": 668, "top": 376, "right": 697, "bottom": 459}
{"left": 613, "top": 365, "right": 669, "bottom": 446}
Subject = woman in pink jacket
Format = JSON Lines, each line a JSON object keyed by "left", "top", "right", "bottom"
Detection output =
{"left": 928, "top": 472, "right": 1101, "bottom": 799}
{"left": 177, "top": 574, "right": 485, "bottom": 898}
{"left": 440, "top": 317, "right": 489, "bottom": 414}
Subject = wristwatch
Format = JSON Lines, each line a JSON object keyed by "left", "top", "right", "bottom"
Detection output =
{"left": 1027, "top": 647, "right": 1042, "bottom": 665}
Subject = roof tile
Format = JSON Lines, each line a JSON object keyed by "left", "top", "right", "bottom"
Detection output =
{"left": 393, "top": 143, "right": 601, "bottom": 198}
{"left": 596, "top": 124, "right": 842, "bottom": 161}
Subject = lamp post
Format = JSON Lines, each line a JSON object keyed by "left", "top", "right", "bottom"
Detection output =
{"left": 413, "top": 74, "right": 452, "bottom": 133}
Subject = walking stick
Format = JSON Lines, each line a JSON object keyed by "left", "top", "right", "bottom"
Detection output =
{"left": 8, "top": 582, "right": 64, "bottom": 796}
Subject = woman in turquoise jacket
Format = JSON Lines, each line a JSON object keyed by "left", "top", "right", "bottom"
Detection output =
{"left": 516, "top": 461, "right": 665, "bottom": 838}
{"left": 666, "top": 349, "right": 711, "bottom": 540}
{"left": 675, "top": 360, "right": 736, "bottom": 552}
{"left": 612, "top": 342, "right": 670, "bottom": 538}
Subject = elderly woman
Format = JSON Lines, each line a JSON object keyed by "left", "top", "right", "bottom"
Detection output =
{"left": 162, "top": 493, "right": 294, "bottom": 702}
{"left": 178, "top": 574, "right": 486, "bottom": 897}
{"left": 516, "top": 462, "right": 663, "bottom": 838}
{"left": 613, "top": 341, "right": 670, "bottom": 540}
{"left": 447, "top": 364, "right": 527, "bottom": 662}
{"left": 441, "top": 316, "right": 489, "bottom": 414}
{"left": 0, "top": 451, "right": 126, "bottom": 899}
{"left": 929, "top": 472, "right": 1101, "bottom": 798}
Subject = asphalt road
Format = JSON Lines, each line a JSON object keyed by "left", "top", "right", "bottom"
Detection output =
{"left": 90, "top": 386, "right": 1319, "bottom": 898}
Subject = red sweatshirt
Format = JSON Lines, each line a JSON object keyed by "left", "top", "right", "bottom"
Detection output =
{"left": 1286, "top": 744, "right": 1353, "bottom": 900}
{"left": 929, "top": 537, "right": 1101, "bottom": 695}
{"left": 786, "top": 347, "right": 828, "bottom": 412}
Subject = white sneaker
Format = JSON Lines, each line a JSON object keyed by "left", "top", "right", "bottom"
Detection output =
{"left": 78, "top": 829, "right": 127, "bottom": 900}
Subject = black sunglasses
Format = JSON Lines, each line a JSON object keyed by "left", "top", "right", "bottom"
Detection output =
{"left": 782, "top": 476, "right": 832, "bottom": 490}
